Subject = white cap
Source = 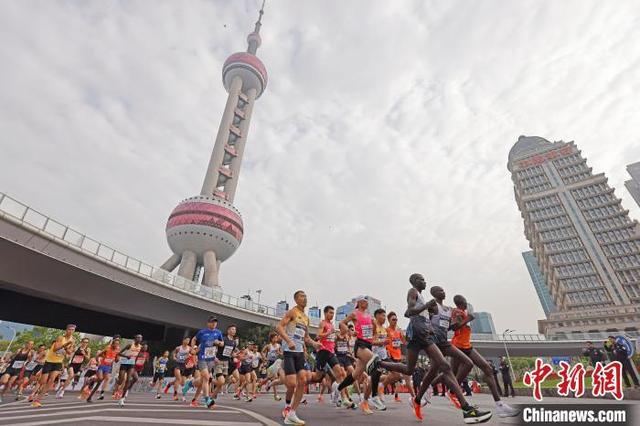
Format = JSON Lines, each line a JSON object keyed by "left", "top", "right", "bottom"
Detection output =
{"left": 355, "top": 295, "right": 367, "bottom": 303}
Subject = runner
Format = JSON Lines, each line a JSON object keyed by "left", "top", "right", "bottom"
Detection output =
{"left": 369, "top": 308, "right": 389, "bottom": 410}
{"left": 152, "top": 350, "right": 170, "bottom": 399}
{"left": 400, "top": 275, "right": 492, "bottom": 423}
{"left": 0, "top": 341, "right": 34, "bottom": 402}
{"left": 87, "top": 338, "right": 120, "bottom": 403}
{"left": 31, "top": 324, "right": 76, "bottom": 408}
{"left": 181, "top": 345, "right": 199, "bottom": 401}
{"left": 61, "top": 337, "right": 90, "bottom": 396}
{"left": 450, "top": 295, "right": 519, "bottom": 418}
{"left": 276, "top": 290, "right": 322, "bottom": 425}
{"left": 134, "top": 343, "right": 150, "bottom": 378}
{"left": 19, "top": 344, "right": 46, "bottom": 400}
{"left": 334, "top": 325, "right": 359, "bottom": 408}
{"left": 115, "top": 334, "right": 143, "bottom": 406}
{"left": 211, "top": 325, "right": 238, "bottom": 400}
{"left": 171, "top": 337, "right": 192, "bottom": 401}
{"left": 78, "top": 358, "right": 98, "bottom": 400}
{"left": 190, "top": 316, "right": 224, "bottom": 408}
{"left": 311, "top": 305, "right": 347, "bottom": 407}
{"left": 335, "top": 296, "right": 385, "bottom": 415}
{"left": 260, "top": 332, "right": 284, "bottom": 401}
{"left": 384, "top": 311, "right": 415, "bottom": 403}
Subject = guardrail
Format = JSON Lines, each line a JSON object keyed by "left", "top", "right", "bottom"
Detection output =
{"left": 0, "top": 191, "right": 286, "bottom": 322}
{"left": 471, "top": 331, "right": 639, "bottom": 342}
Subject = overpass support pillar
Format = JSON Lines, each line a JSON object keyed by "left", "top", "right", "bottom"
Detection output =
{"left": 202, "top": 250, "right": 219, "bottom": 288}
{"left": 177, "top": 250, "right": 197, "bottom": 280}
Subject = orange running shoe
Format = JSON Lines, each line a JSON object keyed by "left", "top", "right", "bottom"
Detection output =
{"left": 361, "top": 401, "right": 373, "bottom": 415}
{"left": 282, "top": 406, "right": 291, "bottom": 419}
{"left": 394, "top": 394, "right": 401, "bottom": 403}
{"left": 31, "top": 400, "right": 42, "bottom": 408}
{"left": 447, "top": 391, "right": 461, "bottom": 409}
{"left": 412, "top": 399, "right": 423, "bottom": 421}
{"left": 173, "top": 394, "right": 179, "bottom": 401}
{"left": 190, "top": 399, "right": 199, "bottom": 408}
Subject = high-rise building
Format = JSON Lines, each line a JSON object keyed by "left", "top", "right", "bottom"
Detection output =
{"left": 522, "top": 250, "right": 557, "bottom": 317}
{"left": 470, "top": 312, "right": 496, "bottom": 335}
{"left": 309, "top": 306, "right": 321, "bottom": 320}
{"left": 335, "top": 295, "right": 383, "bottom": 322}
{"left": 159, "top": 4, "right": 268, "bottom": 288}
{"left": 508, "top": 136, "right": 640, "bottom": 336}
{"left": 625, "top": 162, "right": 640, "bottom": 208}
{"left": 276, "top": 300, "right": 289, "bottom": 318}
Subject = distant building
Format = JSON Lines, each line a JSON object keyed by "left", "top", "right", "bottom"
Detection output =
{"left": 309, "top": 306, "right": 321, "bottom": 320}
{"left": 522, "top": 250, "right": 557, "bottom": 317}
{"left": 471, "top": 312, "right": 496, "bottom": 335}
{"left": 336, "top": 302, "right": 355, "bottom": 322}
{"left": 276, "top": 300, "right": 289, "bottom": 317}
{"left": 625, "top": 162, "right": 640, "bottom": 207}
{"left": 0, "top": 321, "right": 33, "bottom": 340}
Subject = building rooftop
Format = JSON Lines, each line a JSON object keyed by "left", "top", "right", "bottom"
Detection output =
{"left": 508, "top": 135, "right": 553, "bottom": 166}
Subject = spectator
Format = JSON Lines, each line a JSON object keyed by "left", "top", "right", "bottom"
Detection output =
{"left": 499, "top": 356, "right": 515, "bottom": 397}
{"left": 608, "top": 336, "right": 640, "bottom": 389}
{"left": 603, "top": 338, "right": 615, "bottom": 362}
{"left": 489, "top": 360, "right": 502, "bottom": 395}
{"left": 582, "top": 341, "right": 605, "bottom": 367}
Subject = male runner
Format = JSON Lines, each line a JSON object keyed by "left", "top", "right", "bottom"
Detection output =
{"left": 212, "top": 325, "right": 239, "bottom": 399}
{"left": 260, "top": 332, "right": 283, "bottom": 401}
{"left": 61, "top": 337, "right": 90, "bottom": 397}
{"left": 153, "top": 351, "right": 170, "bottom": 399}
{"left": 19, "top": 344, "right": 46, "bottom": 400}
{"left": 87, "top": 339, "right": 120, "bottom": 403}
{"left": 31, "top": 324, "right": 76, "bottom": 408}
{"left": 115, "top": 334, "right": 143, "bottom": 406}
{"left": 276, "top": 290, "right": 322, "bottom": 425}
{"left": 450, "top": 294, "right": 520, "bottom": 418}
{"left": 370, "top": 308, "right": 389, "bottom": 410}
{"left": 190, "top": 316, "right": 224, "bottom": 408}
{"left": 171, "top": 337, "right": 192, "bottom": 401}
{"left": 313, "top": 306, "right": 347, "bottom": 405}
{"left": 0, "top": 341, "right": 34, "bottom": 402}
{"left": 334, "top": 326, "right": 359, "bottom": 408}
{"left": 384, "top": 311, "right": 415, "bottom": 403}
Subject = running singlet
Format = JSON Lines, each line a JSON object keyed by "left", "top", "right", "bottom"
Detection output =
{"left": 407, "top": 292, "right": 432, "bottom": 341}
{"left": 354, "top": 310, "right": 374, "bottom": 343}
{"left": 218, "top": 337, "right": 237, "bottom": 361}
{"left": 266, "top": 344, "right": 280, "bottom": 362}
{"left": 251, "top": 353, "right": 261, "bottom": 369}
{"left": 10, "top": 350, "right": 29, "bottom": 370}
{"left": 120, "top": 344, "right": 141, "bottom": 366}
{"left": 335, "top": 337, "right": 349, "bottom": 356}
{"left": 100, "top": 348, "right": 118, "bottom": 366}
{"left": 194, "top": 328, "right": 223, "bottom": 360}
{"left": 373, "top": 325, "right": 388, "bottom": 359}
{"left": 283, "top": 308, "right": 309, "bottom": 353}
{"left": 386, "top": 327, "right": 403, "bottom": 360}
{"left": 156, "top": 357, "right": 168, "bottom": 373}
{"left": 25, "top": 360, "right": 38, "bottom": 372}
{"left": 71, "top": 348, "right": 86, "bottom": 365}
{"left": 242, "top": 351, "right": 255, "bottom": 367}
{"left": 175, "top": 346, "right": 190, "bottom": 363}
{"left": 135, "top": 352, "right": 149, "bottom": 369}
{"left": 45, "top": 335, "right": 74, "bottom": 363}
{"left": 319, "top": 321, "right": 336, "bottom": 353}
{"left": 185, "top": 353, "right": 197, "bottom": 369}
{"left": 430, "top": 302, "right": 452, "bottom": 334}
{"left": 451, "top": 308, "right": 472, "bottom": 349}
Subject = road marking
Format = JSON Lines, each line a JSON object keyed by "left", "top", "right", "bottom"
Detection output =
{"left": 15, "top": 417, "right": 260, "bottom": 426}
{"left": 0, "top": 406, "right": 236, "bottom": 415}
{"left": 218, "top": 404, "right": 281, "bottom": 426}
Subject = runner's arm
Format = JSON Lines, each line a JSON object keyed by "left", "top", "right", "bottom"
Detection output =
{"left": 339, "top": 312, "right": 356, "bottom": 335}
{"left": 450, "top": 309, "right": 473, "bottom": 331}
{"left": 276, "top": 310, "right": 296, "bottom": 350}
{"left": 404, "top": 289, "right": 428, "bottom": 317}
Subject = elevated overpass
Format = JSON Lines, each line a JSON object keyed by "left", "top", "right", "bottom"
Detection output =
{"left": 0, "top": 191, "right": 637, "bottom": 356}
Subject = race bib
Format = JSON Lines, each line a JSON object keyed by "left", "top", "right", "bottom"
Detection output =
{"left": 55, "top": 348, "right": 66, "bottom": 356}
{"left": 12, "top": 360, "right": 25, "bottom": 369}
{"left": 326, "top": 331, "right": 336, "bottom": 342}
{"left": 222, "top": 345, "right": 234, "bottom": 357}
{"left": 439, "top": 318, "right": 450, "bottom": 329}
{"left": 72, "top": 355, "right": 84, "bottom": 364}
{"left": 336, "top": 341, "right": 348, "bottom": 353}
{"left": 293, "top": 323, "right": 306, "bottom": 340}
{"left": 361, "top": 324, "right": 373, "bottom": 339}
{"left": 104, "top": 357, "right": 114, "bottom": 365}
{"left": 120, "top": 358, "right": 134, "bottom": 366}
{"left": 25, "top": 361, "right": 38, "bottom": 370}
{"left": 392, "top": 338, "right": 402, "bottom": 348}
{"left": 204, "top": 346, "right": 217, "bottom": 359}
{"left": 135, "top": 357, "right": 145, "bottom": 366}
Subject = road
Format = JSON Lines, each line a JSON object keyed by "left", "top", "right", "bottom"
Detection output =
{"left": 0, "top": 391, "right": 638, "bottom": 425}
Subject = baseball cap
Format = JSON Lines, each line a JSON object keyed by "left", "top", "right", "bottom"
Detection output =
{"left": 355, "top": 295, "right": 366, "bottom": 302}
{"left": 207, "top": 316, "right": 218, "bottom": 323}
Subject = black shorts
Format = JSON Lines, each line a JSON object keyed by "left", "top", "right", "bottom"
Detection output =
{"left": 239, "top": 364, "right": 252, "bottom": 375}
{"left": 353, "top": 339, "right": 373, "bottom": 357}
{"left": 283, "top": 352, "right": 305, "bottom": 375}
{"left": 459, "top": 347, "right": 473, "bottom": 356}
{"left": 70, "top": 363, "right": 83, "bottom": 373}
{"left": 433, "top": 331, "right": 451, "bottom": 350}
{"left": 84, "top": 370, "right": 97, "bottom": 379}
{"left": 153, "top": 372, "right": 165, "bottom": 382}
{"left": 4, "top": 367, "right": 20, "bottom": 377}
{"left": 316, "top": 350, "right": 339, "bottom": 371}
{"left": 219, "top": 360, "right": 237, "bottom": 376}
{"left": 336, "top": 354, "right": 353, "bottom": 368}
{"left": 42, "top": 362, "right": 63, "bottom": 374}
{"left": 32, "top": 365, "right": 43, "bottom": 375}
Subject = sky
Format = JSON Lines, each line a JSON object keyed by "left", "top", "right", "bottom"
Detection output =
{"left": 1, "top": 0, "right": 640, "bottom": 334}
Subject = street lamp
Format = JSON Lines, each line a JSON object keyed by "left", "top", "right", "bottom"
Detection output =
{"left": 502, "top": 329, "right": 517, "bottom": 384}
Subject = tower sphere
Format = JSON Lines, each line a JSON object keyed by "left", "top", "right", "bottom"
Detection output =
{"left": 165, "top": 195, "right": 243, "bottom": 263}
{"left": 223, "top": 52, "right": 268, "bottom": 98}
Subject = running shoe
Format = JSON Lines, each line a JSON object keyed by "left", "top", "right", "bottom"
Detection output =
{"left": 412, "top": 399, "right": 423, "bottom": 421}
{"left": 394, "top": 394, "right": 401, "bottom": 402}
{"left": 448, "top": 391, "right": 461, "bottom": 409}
{"left": 284, "top": 410, "right": 306, "bottom": 425}
{"left": 155, "top": 394, "right": 161, "bottom": 399}
{"left": 233, "top": 393, "right": 241, "bottom": 400}
{"left": 496, "top": 403, "right": 520, "bottom": 418}
{"left": 244, "top": 395, "right": 253, "bottom": 402}
{"left": 31, "top": 400, "right": 42, "bottom": 408}
{"left": 182, "top": 380, "right": 192, "bottom": 396}
{"left": 342, "top": 399, "right": 356, "bottom": 409}
{"left": 274, "top": 395, "right": 282, "bottom": 401}
{"left": 97, "top": 394, "right": 104, "bottom": 400}
{"left": 282, "top": 406, "right": 292, "bottom": 419}
{"left": 163, "top": 383, "right": 171, "bottom": 394}
{"left": 173, "top": 394, "right": 179, "bottom": 401}
{"left": 462, "top": 406, "right": 492, "bottom": 424}
{"left": 190, "top": 399, "right": 199, "bottom": 408}
{"left": 365, "top": 354, "right": 379, "bottom": 376}
{"left": 360, "top": 400, "right": 373, "bottom": 415}
{"left": 27, "top": 394, "right": 34, "bottom": 402}
{"left": 206, "top": 397, "right": 216, "bottom": 409}
{"left": 118, "top": 398, "right": 125, "bottom": 407}
{"left": 369, "top": 396, "right": 387, "bottom": 411}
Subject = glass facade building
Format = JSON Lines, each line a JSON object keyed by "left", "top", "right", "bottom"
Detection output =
{"left": 522, "top": 250, "right": 557, "bottom": 317}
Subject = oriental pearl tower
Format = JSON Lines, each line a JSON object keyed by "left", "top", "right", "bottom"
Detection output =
{"left": 160, "top": 2, "right": 268, "bottom": 288}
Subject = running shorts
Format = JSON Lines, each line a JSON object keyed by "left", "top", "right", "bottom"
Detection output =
{"left": 215, "top": 360, "right": 229, "bottom": 377}
{"left": 69, "top": 363, "right": 83, "bottom": 373}
{"left": 32, "top": 365, "right": 43, "bottom": 375}
{"left": 4, "top": 367, "right": 20, "bottom": 377}
{"left": 283, "top": 352, "right": 305, "bottom": 375}
{"left": 184, "top": 367, "right": 195, "bottom": 377}
{"left": 97, "top": 365, "right": 112, "bottom": 374}
{"left": 153, "top": 372, "right": 165, "bottom": 382}
{"left": 175, "top": 363, "right": 186, "bottom": 376}
{"left": 84, "top": 370, "right": 97, "bottom": 379}
{"left": 197, "top": 359, "right": 216, "bottom": 372}
{"left": 337, "top": 354, "right": 353, "bottom": 368}
{"left": 433, "top": 330, "right": 451, "bottom": 350}
{"left": 316, "top": 350, "right": 339, "bottom": 371}
{"left": 238, "top": 364, "right": 252, "bottom": 375}
{"left": 459, "top": 346, "right": 473, "bottom": 356}
{"left": 42, "top": 362, "right": 63, "bottom": 374}
{"left": 353, "top": 339, "right": 373, "bottom": 357}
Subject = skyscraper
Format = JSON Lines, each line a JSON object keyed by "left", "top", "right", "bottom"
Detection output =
{"left": 159, "top": 4, "right": 268, "bottom": 288}
{"left": 470, "top": 312, "right": 496, "bottom": 335}
{"left": 508, "top": 136, "right": 640, "bottom": 336}
{"left": 522, "top": 250, "right": 557, "bottom": 317}
{"left": 625, "top": 162, "right": 640, "bottom": 208}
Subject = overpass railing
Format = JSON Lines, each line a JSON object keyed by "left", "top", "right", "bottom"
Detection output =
{"left": 0, "top": 191, "right": 299, "bottom": 323}
{"left": 470, "top": 331, "right": 639, "bottom": 342}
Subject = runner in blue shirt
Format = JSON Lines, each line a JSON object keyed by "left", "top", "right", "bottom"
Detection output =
{"left": 190, "top": 316, "right": 224, "bottom": 408}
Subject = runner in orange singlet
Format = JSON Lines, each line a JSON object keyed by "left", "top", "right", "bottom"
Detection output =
{"left": 384, "top": 312, "right": 415, "bottom": 402}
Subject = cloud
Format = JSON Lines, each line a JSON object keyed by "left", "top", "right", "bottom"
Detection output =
{"left": 1, "top": 0, "right": 640, "bottom": 333}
